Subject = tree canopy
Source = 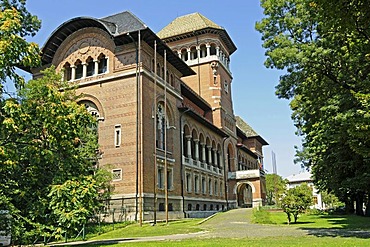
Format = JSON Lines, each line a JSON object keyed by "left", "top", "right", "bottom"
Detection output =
{"left": 0, "top": 0, "right": 41, "bottom": 91}
{"left": 265, "top": 174, "right": 287, "bottom": 206}
{"left": 256, "top": 0, "right": 370, "bottom": 215}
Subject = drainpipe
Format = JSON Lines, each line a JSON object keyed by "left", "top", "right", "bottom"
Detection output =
{"left": 180, "top": 108, "right": 191, "bottom": 217}
{"left": 222, "top": 136, "right": 229, "bottom": 210}
{"left": 127, "top": 32, "right": 139, "bottom": 223}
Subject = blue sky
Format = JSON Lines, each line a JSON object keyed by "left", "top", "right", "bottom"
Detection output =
{"left": 22, "top": 0, "right": 303, "bottom": 177}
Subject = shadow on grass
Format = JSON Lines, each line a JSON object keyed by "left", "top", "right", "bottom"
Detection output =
{"left": 299, "top": 214, "right": 370, "bottom": 239}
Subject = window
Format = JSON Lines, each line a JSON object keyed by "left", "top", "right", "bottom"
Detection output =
{"left": 75, "top": 60, "right": 83, "bottom": 79}
{"left": 186, "top": 173, "right": 191, "bottom": 192}
{"left": 181, "top": 49, "right": 188, "bottom": 61}
{"left": 202, "top": 177, "right": 206, "bottom": 194}
{"left": 158, "top": 167, "right": 164, "bottom": 189}
{"left": 215, "top": 181, "right": 218, "bottom": 196}
{"left": 86, "top": 57, "right": 94, "bottom": 77}
{"left": 209, "top": 178, "right": 212, "bottom": 195}
{"left": 210, "top": 44, "right": 217, "bottom": 55}
{"left": 196, "top": 204, "right": 200, "bottom": 211}
{"left": 167, "top": 169, "right": 173, "bottom": 190}
{"left": 98, "top": 54, "right": 107, "bottom": 74}
{"left": 156, "top": 103, "right": 167, "bottom": 150}
{"left": 114, "top": 125, "right": 121, "bottom": 147}
{"left": 203, "top": 204, "right": 207, "bottom": 211}
{"left": 190, "top": 46, "right": 197, "bottom": 60}
{"left": 168, "top": 203, "right": 173, "bottom": 211}
{"left": 159, "top": 203, "right": 165, "bottom": 211}
{"left": 188, "top": 204, "right": 192, "bottom": 211}
{"left": 112, "top": 169, "right": 122, "bottom": 181}
{"left": 224, "top": 80, "right": 229, "bottom": 93}
{"left": 194, "top": 175, "right": 199, "bottom": 193}
{"left": 200, "top": 44, "right": 207, "bottom": 58}
{"left": 63, "top": 62, "right": 72, "bottom": 81}
{"left": 220, "top": 182, "right": 223, "bottom": 196}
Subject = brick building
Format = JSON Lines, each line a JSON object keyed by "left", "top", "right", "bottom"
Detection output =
{"left": 32, "top": 11, "right": 268, "bottom": 221}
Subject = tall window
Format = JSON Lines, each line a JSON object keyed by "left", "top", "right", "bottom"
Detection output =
{"left": 63, "top": 62, "right": 72, "bottom": 81}
{"left": 75, "top": 60, "right": 83, "bottom": 79}
{"left": 86, "top": 57, "right": 94, "bottom": 77}
{"left": 202, "top": 177, "right": 206, "bottom": 194}
{"left": 167, "top": 169, "right": 173, "bottom": 190}
{"left": 156, "top": 103, "right": 166, "bottom": 150}
{"left": 114, "top": 125, "right": 121, "bottom": 147}
{"left": 186, "top": 173, "right": 191, "bottom": 192}
{"left": 158, "top": 167, "right": 164, "bottom": 189}
{"left": 98, "top": 54, "right": 107, "bottom": 74}
{"left": 194, "top": 175, "right": 199, "bottom": 193}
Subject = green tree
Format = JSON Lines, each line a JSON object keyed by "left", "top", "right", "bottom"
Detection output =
{"left": 265, "top": 174, "right": 287, "bottom": 206}
{"left": 256, "top": 0, "right": 370, "bottom": 216}
{"left": 0, "top": 0, "right": 41, "bottom": 91}
{"left": 321, "top": 190, "right": 344, "bottom": 210}
{"left": 281, "top": 183, "right": 312, "bottom": 224}
{"left": 0, "top": 68, "right": 102, "bottom": 243}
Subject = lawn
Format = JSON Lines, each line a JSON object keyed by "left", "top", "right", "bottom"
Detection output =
{"left": 267, "top": 211, "right": 370, "bottom": 230}
{"left": 90, "top": 219, "right": 203, "bottom": 240}
{"left": 85, "top": 236, "right": 369, "bottom": 247}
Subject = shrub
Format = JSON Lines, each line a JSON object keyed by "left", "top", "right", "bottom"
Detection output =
{"left": 252, "top": 207, "right": 273, "bottom": 224}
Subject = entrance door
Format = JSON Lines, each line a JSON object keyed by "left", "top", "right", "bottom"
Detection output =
{"left": 237, "top": 183, "right": 253, "bottom": 208}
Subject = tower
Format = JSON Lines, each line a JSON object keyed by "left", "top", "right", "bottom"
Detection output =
{"left": 158, "top": 13, "right": 237, "bottom": 136}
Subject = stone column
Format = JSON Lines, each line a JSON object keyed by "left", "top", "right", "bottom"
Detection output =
{"left": 82, "top": 62, "right": 87, "bottom": 79}
{"left": 186, "top": 136, "right": 192, "bottom": 158}
{"left": 207, "top": 146, "right": 212, "bottom": 165}
{"left": 216, "top": 46, "right": 220, "bottom": 57}
{"left": 196, "top": 46, "right": 201, "bottom": 60}
{"left": 94, "top": 60, "right": 99, "bottom": 75}
{"left": 177, "top": 50, "right": 181, "bottom": 58}
{"left": 71, "top": 65, "right": 76, "bottom": 81}
{"left": 201, "top": 143, "right": 206, "bottom": 163}
{"left": 194, "top": 140, "right": 199, "bottom": 160}
{"left": 187, "top": 48, "right": 191, "bottom": 61}
{"left": 213, "top": 149, "right": 218, "bottom": 167}
{"left": 206, "top": 44, "right": 210, "bottom": 57}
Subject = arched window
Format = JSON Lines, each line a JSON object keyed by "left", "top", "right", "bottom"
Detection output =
{"left": 190, "top": 46, "right": 197, "bottom": 60}
{"left": 210, "top": 44, "right": 217, "bottom": 55}
{"left": 98, "top": 54, "right": 107, "bottom": 74}
{"left": 63, "top": 62, "right": 72, "bottom": 81}
{"left": 200, "top": 44, "right": 207, "bottom": 58}
{"left": 156, "top": 103, "right": 166, "bottom": 150}
{"left": 181, "top": 49, "right": 188, "bottom": 61}
{"left": 75, "top": 60, "right": 83, "bottom": 79}
{"left": 86, "top": 57, "right": 94, "bottom": 77}
{"left": 80, "top": 100, "right": 100, "bottom": 118}
{"left": 157, "top": 63, "right": 161, "bottom": 77}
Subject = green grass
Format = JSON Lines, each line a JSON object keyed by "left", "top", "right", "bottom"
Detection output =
{"left": 84, "top": 236, "right": 370, "bottom": 247}
{"left": 90, "top": 219, "right": 203, "bottom": 240}
{"left": 267, "top": 211, "right": 370, "bottom": 230}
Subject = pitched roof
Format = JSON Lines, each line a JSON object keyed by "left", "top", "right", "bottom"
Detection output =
{"left": 235, "top": 116, "right": 258, "bottom": 137}
{"left": 100, "top": 11, "right": 147, "bottom": 34}
{"left": 157, "top": 12, "right": 222, "bottom": 39}
{"left": 286, "top": 172, "right": 312, "bottom": 183}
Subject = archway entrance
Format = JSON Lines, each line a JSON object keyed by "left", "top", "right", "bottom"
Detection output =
{"left": 237, "top": 183, "right": 253, "bottom": 208}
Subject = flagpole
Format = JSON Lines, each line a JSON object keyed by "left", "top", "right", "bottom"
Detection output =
{"left": 153, "top": 40, "right": 157, "bottom": 225}
{"left": 164, "top": 49, "right": 168, "bottom": 224}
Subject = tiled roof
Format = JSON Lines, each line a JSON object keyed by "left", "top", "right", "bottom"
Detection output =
{"left": 286, "top": 172, "right": 312, "bottom": 183}
{"left": 235, "top": 116, "right": 258, "bottom": 137}
{"left": 157, "top": 12, "right": 223, "bottom": 39}
{"left": 100, "top": 11, "right": 147, "bottom": 35}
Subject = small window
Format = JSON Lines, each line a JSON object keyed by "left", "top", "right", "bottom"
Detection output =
{"left": 98, "top": 54, "right": 107, "bottom": 74}
{"left": 75, "top": 60, "right": 83, "bottom": 79}
{"left": 186, "top": 173, "right": 191, "bottom": 192}
{"left": 167, "top": 169, "right": 173, "bottom": 190}
{"left": 168, "top": 203, "right": 173, "bottom": 211}
{"left": 202, "top": 177, "right": 206, "bottom": 194}
{"left": 215, "top": 181, "right": 218, "bottom": 196}
{"left": 115, "top": 125, "right": 121, "bottom": 147}
{"left": 194, "top": 175, "right": 199, "bottom": 193}
{"left": 196, "top": 204, "right": 200, "bottom": 211}
{"left": 188, "top": 204, "right": 192, "bottom": 211}
{"left": 159, "top": 203, "right": 165, "bottom": 211}
{"left": 209, "top": 178, "right": 212, "bottom": 195}
{"left": 224, "top": 80, "right": 229, "bottom": 93}
{"left": 203, "top": 204, "right": 207, "bottom": 211}
{"left": 181, "top": 49, "right": 188, "bottom": 61}
{"left": 86, "top": 57, "right": 95, "bottom": 77}
{"left": 112, "top": 169, "right": 122, "bottom": 181}
{"left": 210, "top": 44, "right": 217, "bottom": 55}
{"left": 158, "top": 167, "right": 164, "bottom": 189}
{"left": 63, "top": 62, "right": 72, "bottom": 81}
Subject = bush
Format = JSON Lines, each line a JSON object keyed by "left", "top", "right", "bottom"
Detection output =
{"left": 252, "top": 207, "right": 273, "bottom": 224}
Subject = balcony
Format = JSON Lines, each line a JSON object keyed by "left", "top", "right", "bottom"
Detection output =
{"left": 228, "top": 169, "right": 264, "bottom": 180}
{"left": 182, "top": 156, "right": 222, "bottom": 175}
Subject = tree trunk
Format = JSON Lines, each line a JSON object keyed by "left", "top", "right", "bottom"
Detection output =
{"left": 355, "top": 193, "right": 364, "bottom": 216}
{"left": 345, "top": 197, "right": 355, "bottom": 214}
{"left": 286, "top": 212, "right": 291, "bottom": 225}
{"left": 293, "top": 213, "right": 298, "bottom": 223}
{"left": 365, "top": 194, "right": 370, "bottom": 217}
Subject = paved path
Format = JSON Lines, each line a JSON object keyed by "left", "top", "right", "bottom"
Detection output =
{"left": 198, "top": 208, "right": 307, "bottom": 238}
